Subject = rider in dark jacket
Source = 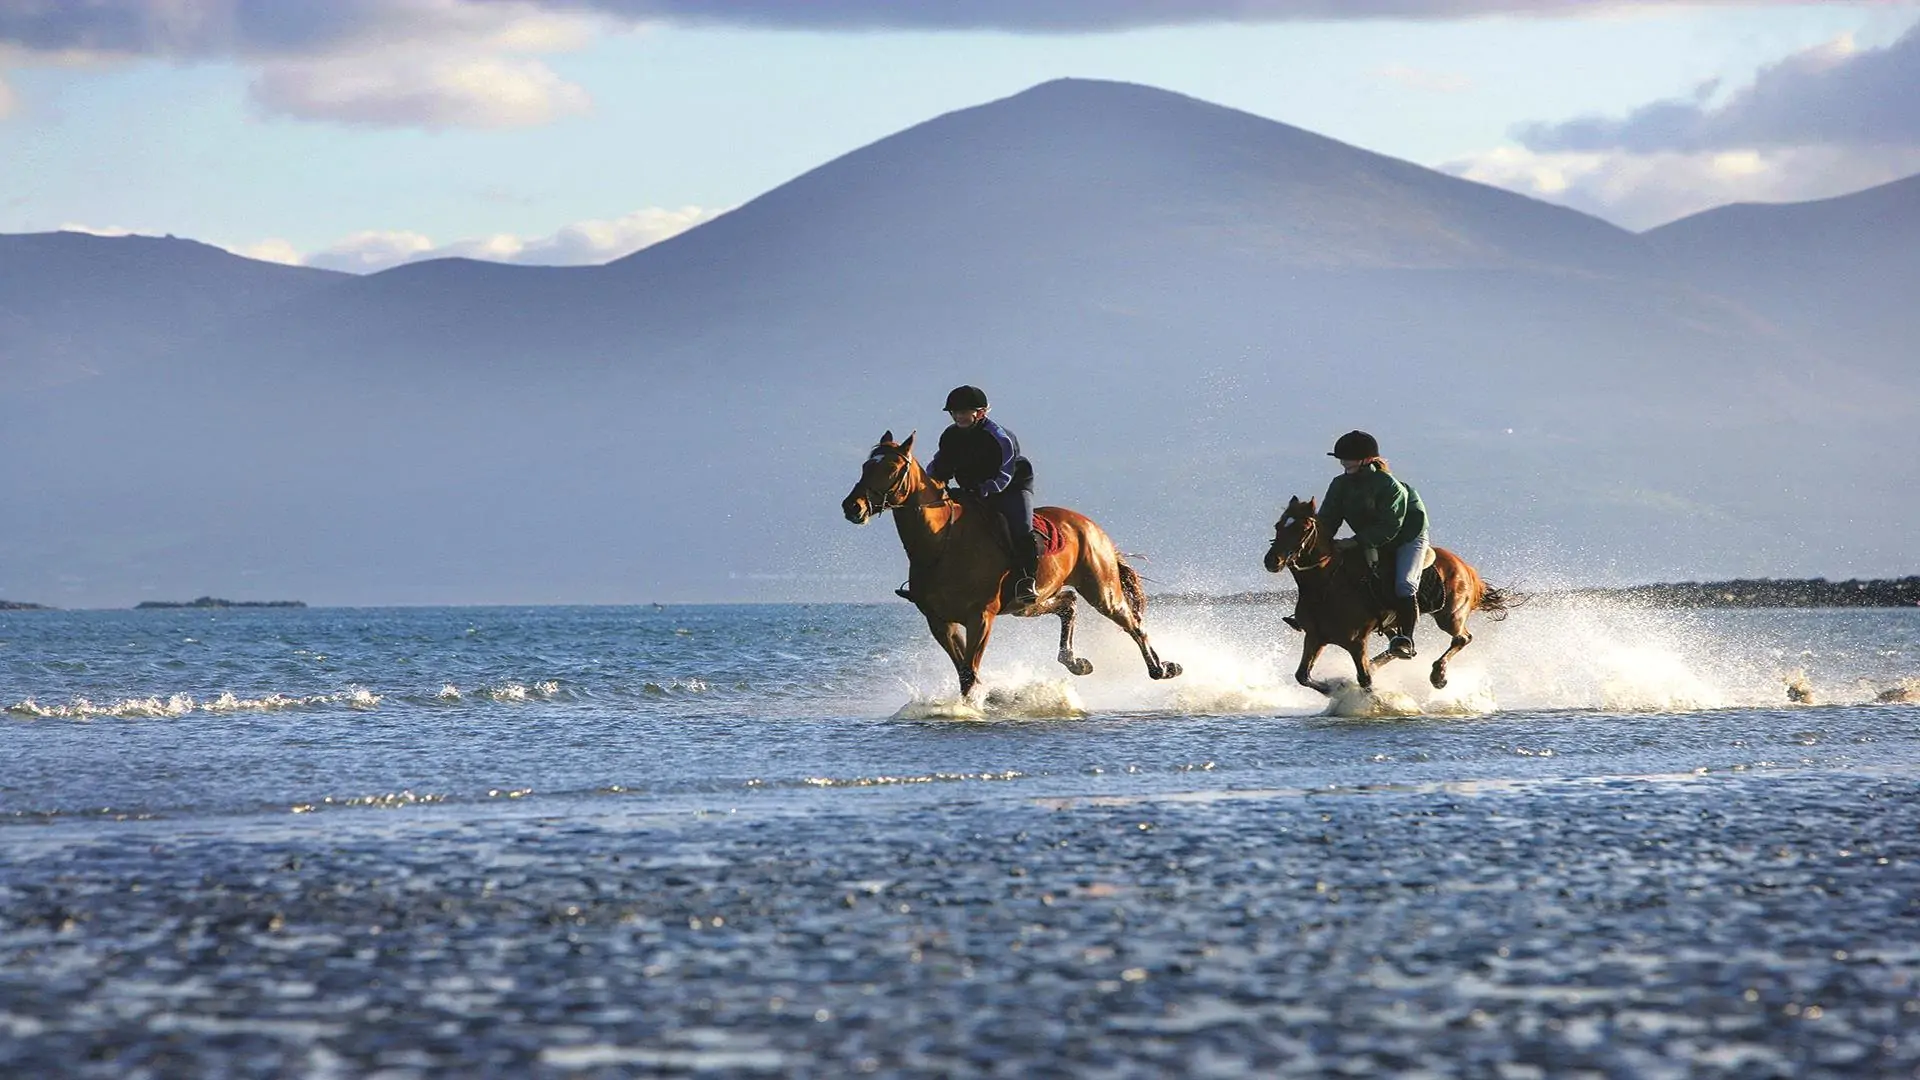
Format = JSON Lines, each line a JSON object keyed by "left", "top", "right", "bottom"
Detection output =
{"left": 910, "top": 385, "right": 1040, "bottom": 607}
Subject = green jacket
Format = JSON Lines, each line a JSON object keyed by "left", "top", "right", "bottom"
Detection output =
{"left": 1316, "top": 464, "right": 1428, "bottom": 550}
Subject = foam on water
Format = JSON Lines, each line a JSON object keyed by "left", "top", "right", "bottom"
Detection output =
{"left": 1323, "top": 679, "right": 1425, "bottom": 719}
{"left": 893, "top": 678, "right": 1086, "bottom": 721}
{"left": 5, "top": 689, "right": 379, "bottom": 720}
{"left": 894, "top": 594, "right": 1919, "bottom": 718}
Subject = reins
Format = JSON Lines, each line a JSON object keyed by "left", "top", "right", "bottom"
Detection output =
{"left": 1281, "top": 519, "right": 1333, "bottom": 572}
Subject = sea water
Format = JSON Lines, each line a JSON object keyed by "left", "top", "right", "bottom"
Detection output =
{"left": 3, "top": 601, "right": 1918, "bottom": 1076}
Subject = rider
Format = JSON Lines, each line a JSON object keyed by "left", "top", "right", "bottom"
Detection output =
{"left": 905, "top": 385, "right": 1040, "bottom": 607}
{"left": 1296, "top": 430, "right": 1430, "bottom": 659}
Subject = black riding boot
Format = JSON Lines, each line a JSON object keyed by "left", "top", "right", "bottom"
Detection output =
{"left": 1012, "top": 530, "right": 1041, "bottom": 607}
{"left": 1388, "top": 597, "right": 1418, "bottom": 658}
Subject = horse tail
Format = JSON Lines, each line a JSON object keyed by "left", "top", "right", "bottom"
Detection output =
{"left": 1478, "top": 581, "right": 1525, "bottom": 621}
{"left": 1118, "top": 559, "right": 1147, "bottom": 620}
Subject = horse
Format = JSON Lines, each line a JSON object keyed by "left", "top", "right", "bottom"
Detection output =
{"left": 842, "top": 431, "right": 1181, "bottom": 699}
{"left": 1263, "top": 495, "right": 1514, "bottom": 695}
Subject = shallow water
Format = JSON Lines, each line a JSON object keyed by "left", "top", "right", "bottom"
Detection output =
{"left": 3, "top": 602, "right": 1918, "bottom": 1076}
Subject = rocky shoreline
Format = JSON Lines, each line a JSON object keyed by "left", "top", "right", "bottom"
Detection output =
{"left": 1167, "top": 576, "right": 1920, "bottom": 609}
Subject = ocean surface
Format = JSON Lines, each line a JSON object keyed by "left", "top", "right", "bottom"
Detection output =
{"left": 4, "top": 600, "right": 1918, "bottom": 1077}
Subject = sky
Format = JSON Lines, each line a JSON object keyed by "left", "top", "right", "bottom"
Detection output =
{"left": 2, "top": 0, "right": 1917, "bottom": 272}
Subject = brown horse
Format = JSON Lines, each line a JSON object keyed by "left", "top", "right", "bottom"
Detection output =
{"left": 1263, "top": 495, "right": 1513, "bottom": 695}
{"left": 842, "top": 431, "right": 1181, "bottom": 699}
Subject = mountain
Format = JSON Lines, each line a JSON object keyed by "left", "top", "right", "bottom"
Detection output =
{"left": 0, "top": 231, "right": 345, "bottom": 392}
{"left": 1644, "top": 173, "right": 1920, "bottom": 367}
{"left": 1, "top": 79, "right": 1912, "bottom": 608}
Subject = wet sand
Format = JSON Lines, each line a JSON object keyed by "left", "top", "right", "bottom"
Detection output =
{"left": 4, "top": 770, "right": 1916, "bottom": 1077}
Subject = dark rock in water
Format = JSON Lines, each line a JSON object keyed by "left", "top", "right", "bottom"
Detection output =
{"left": 1876, "top": 684, "right": 1919, "bottom": 704}
{"left": 133, "top": 597, "right": 306, "bottom": 609}
{"left": 0, "top": 599, "right": 53, "bottom": 610}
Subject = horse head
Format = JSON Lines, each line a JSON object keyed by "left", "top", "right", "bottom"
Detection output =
{"left": 1264, "top": 496, "right": 1320, "bottom": 573}
{"left": 842, "top": 431, "right": 918, "bottom": 524}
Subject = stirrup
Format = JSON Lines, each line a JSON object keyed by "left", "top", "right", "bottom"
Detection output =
{"left": 1013, "top": 576, "right": 1040, "bottom": 604}
{"left": 1388, "top": 635, "right": 1416, "bottom": 659}
{"left": 1282, "top": 615, "right": 1303, "bottom": 632}
{"left": 894, "top": 583, "right": 915, "bottom": 602}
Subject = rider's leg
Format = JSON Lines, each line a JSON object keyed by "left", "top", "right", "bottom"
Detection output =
{"left": 996, "top": 488, "right": 1040, "bottom": 605}
{"left": 1388, "top": 537, "right": 1429, "bottom": 658}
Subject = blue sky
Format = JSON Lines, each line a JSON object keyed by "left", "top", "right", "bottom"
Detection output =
{"left": 2, "top": 1, "right": 1916, "bottom": 271}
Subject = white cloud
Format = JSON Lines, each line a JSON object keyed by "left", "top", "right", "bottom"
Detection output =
{"left": 268, "top": 205, "right": 723, "bottom": 272}
{"left": 250, "top": 53, "right": 590, "bottom": 128}
{"left": 56, "top": 222, "right": 138, "bottom": 236}
{"left": 1518, "top": 22, "right": 1920, "bottom": 152}
{"left": 303, "top": 230, "right": 439, "bottom": 271}
{"left": 1444, "top": 143, "right": 1920, "bottom": 230}
{"left": 233, "top": 237, "right": 304, "bottom": 265}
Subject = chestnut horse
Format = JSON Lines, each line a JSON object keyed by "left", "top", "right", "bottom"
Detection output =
{"left": 842, "top": 432, "right": 1181, "bottom": 699}
{"left": 1263, "top": 495, "right": 1514, "bottom": 695}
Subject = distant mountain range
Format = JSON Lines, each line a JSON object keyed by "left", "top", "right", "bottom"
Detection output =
{"left": 2, "top": 78, "right": 1914, "bottom": 607}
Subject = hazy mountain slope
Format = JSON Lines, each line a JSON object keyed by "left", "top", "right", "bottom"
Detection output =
{"left": 0, "top": 232, "right": 346, "bottom": 391}
{"left": 1645, "top": 173, "right": 1920, "bottom": 370}
{"left": 1, "top": 81, "right": 1909, "bottom": 607}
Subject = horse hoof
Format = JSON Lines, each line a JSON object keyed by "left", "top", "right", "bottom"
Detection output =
{"left": 1067, "top": 658, "right": 1094, "bottom": 677}
{"left": 1157, "top": 662, "right": 1183, "bottom": 680}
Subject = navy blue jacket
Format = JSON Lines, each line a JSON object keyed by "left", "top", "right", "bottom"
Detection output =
{"left": 926, "top": 417, "right": 1032, "bottom": 497}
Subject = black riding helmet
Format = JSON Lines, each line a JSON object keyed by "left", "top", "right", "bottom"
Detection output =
{"left": 943, "top": 385, "right": 989, "bottom": 412}
{"left": 1329, "top": 430, "right": 1380, "bottom": 459}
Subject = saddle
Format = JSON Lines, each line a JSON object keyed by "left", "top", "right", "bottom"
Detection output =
{"left": 1031, "top": 514, "right": 1067, "bottom": 558}
{"left": 1333, "top": 540, "right": 1443, "bottom": 614}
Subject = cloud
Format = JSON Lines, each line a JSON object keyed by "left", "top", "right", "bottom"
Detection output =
{"left": 0, "top": 69, "right": 13, "bottom": 118}
{"left": 283, "top": 205, "right": 722, "bottom": 272}
{"left": 1519, "top": 22, "right": 1920, "bottom": 152}
{"left": 233, "top": 237, "right": 307, "bottom": 266}
{"left": 250, "top": 54, "right": 589, "bottom": 128}
{"left": 0, "top": 1, "right": 590, "bottom": 59}
{"left": 481, "top": 0, "right": 1814, "bottom": 33}
{"left": 1444, "top": 143, "right": 1920, "bottom": 230}
{"left": 0, "top": 1, "right": 604, "bottom": 128}
{"left": 0, "top": 0, "right": 1817, "bottom": 55}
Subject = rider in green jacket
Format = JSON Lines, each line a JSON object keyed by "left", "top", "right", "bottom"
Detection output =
{"left": 1299, "top": 430, "right": 1431, "bottom": 658}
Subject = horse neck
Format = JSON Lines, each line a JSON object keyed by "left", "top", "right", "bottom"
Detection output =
{"left": 1289, "top": 525, "right": 1338, "bottom": 591}
{"left": 889, "top": 458, "right": 957, "bottom": 562}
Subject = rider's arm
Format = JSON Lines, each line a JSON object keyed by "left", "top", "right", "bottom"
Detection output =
{"left": 924, "top": 428, "right": 955, "bottom": 483}
{"left": 977, "top": 424, "right": 1019, "bottom": 497}
{"left": 1314, "top": 480, "right": 1348, "bottom": 540}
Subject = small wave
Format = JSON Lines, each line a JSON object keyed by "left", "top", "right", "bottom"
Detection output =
{"left": 6, "top": 689, "right": 377, "bottom": 720}
{"left": 288, "top": 790, "right": 450, "bottom": 814}
{"left": 894, "top": 679, "right": 1085, "bottom": 721}
{"left": 485, "top": 680, "right": 563, "bottom": 703}
{"left": 1323, "top": 680, "right": 1425, "bottom": 719}
{"left": 798, "top": 770, "right": 1025, "bottom": 788}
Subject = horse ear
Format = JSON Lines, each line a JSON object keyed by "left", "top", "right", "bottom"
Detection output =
{"left": 880, "top": 430, "right": 895, "bottom": 444}
{"left": 901, "top": 431, "right": 916, "bottom": 454}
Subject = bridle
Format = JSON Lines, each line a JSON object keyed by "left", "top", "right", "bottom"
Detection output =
{"left": 859, "top": 450, "right": 951, "bottom": 516}
{"left": 1275, "top": 514, "right": 1332, "bottom": 572}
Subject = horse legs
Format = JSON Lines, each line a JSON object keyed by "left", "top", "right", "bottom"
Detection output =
{"left": 1428, "top": 607, "right": 1472, "bottom": 690}
{"left": 924, "top": 616, "right": 976, "bottom": 699}
{"left": 1295, "top": 637, "right": 1332, "bottom": 695}
{"left": 959, "top": 612, "right": 996, "bottom": 698}
{"left": 1085, "top": 581, "right": 1181, "bottom": 681}
{"left": 1037, "top": 589, "right": 1094, "bottom": 676}
{"left": 1344, "top": 638, "right": 1375, "bottom": 691}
